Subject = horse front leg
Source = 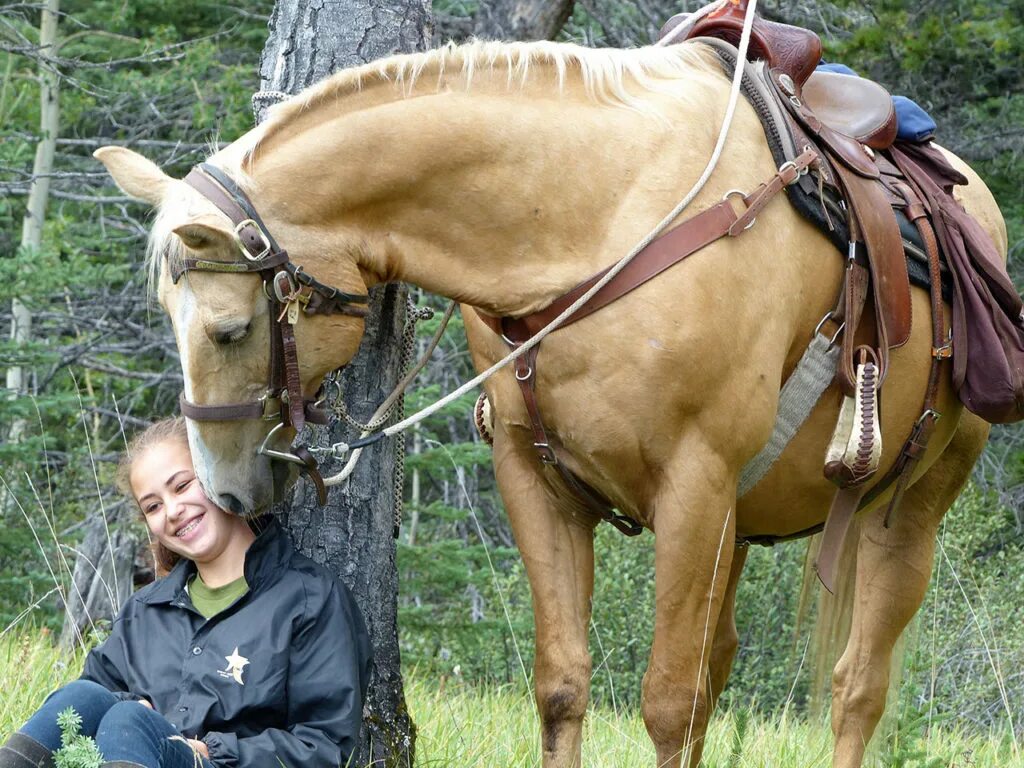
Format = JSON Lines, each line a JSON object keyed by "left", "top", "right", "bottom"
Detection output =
{"left": 642, "top": 449, "right": 737, "bottom": 768}
{"left": 493, "top": 440, "right": 596, "bottom": 768}
{"left": 831, "top": 413, "right": 988, "bottom": 768}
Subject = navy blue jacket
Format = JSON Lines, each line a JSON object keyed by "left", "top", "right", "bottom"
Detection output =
{"left": 81, "top": 519, "right": 372, "bottom": 768}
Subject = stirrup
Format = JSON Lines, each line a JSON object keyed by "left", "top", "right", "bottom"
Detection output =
{"left": 824, "top": 346, "right": 881, "bottom": 488}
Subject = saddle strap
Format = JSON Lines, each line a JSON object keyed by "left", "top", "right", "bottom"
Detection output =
{"left": 838, "top": 259, "right": 870, "bottom": 395}
{"left": 815, "top": 179, "right": 948, "bottom": 590}
{"left": 814, "top": 484, "right": 864, "bottom": 593}
{"left": 866, "top": 180, "right": 948, "bottom": 519}
{"left": 477, "top": 149, "right": 818, "bottom": 341}
{"left": 512, "top": 344, "right": 643, "bottom": 536}
{"left": 830, "top": 160, "right": 913, "bottom": 352}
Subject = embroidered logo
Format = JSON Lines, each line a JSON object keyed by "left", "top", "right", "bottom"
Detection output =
{"left": 218, "top": 647, "right": 249, "bottom": 685}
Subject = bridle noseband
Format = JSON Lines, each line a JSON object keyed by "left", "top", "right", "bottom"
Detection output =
{"left": 177, "top": 163, "right": 369, "bottom": 502}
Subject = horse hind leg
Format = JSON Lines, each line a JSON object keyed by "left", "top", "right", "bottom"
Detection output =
{"left": 707, "top": 545, "right": 748, "bottom": 715}
{"left": 830, "top": 412, "right": 989, "bottom": 768}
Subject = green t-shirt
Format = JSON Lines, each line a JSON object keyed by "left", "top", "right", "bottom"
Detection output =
{"left": 187, "top": 574, "right": 249, "bottom": 619}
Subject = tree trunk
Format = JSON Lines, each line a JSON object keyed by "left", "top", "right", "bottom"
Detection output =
{"left": 4, "top": 0, "right": 58, "bottom": 454}
{"left": 435, "top": 0, "right": 575, "bottom": 45}
{"left": 473, "top": 0, "right": 576, "bottom": 41}
{"left": 257, "top": 2, "right": 430, "bottom": 765}
{"left": 60, "top": 502, "right": 149, "bottom": 650}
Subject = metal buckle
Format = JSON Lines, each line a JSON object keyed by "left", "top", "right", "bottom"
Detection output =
{"left": 234, "top": 219, "right": 272, "bottom": 262}
{"left": 722, "top": 190, "right": 756, "bottom": 230}
{"left": 813, "top": 311, "right": 845, "bottom": 347}
{"left": 273, "top": 270, "right": 298, "bottom": 302}
{"left": 916, "top": 408, "right": 941, "bottom": 427}
{"left": 778, "top": 159, "right": 807, "bottom": 186}
{"left": 260, "top": 394, "right": 282, "bottom": 421}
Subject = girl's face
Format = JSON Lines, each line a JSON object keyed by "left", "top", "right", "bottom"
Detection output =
{"left": 130, "top": 439, "right": 250, "bottom": 566}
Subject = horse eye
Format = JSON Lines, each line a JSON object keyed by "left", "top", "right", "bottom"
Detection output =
{"left": 208, "top": 320, "right": 252, "bottom": 346}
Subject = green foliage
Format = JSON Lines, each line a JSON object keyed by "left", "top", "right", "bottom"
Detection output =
{"left": 0, "top": 0, "right": 272, "bottom": 633}
{"left": 53, "top": 707, "right": 103, "bottom": 768}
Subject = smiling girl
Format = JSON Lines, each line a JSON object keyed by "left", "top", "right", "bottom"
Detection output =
{"left": 0, "top": 417, "right": 371, "bottom": 768}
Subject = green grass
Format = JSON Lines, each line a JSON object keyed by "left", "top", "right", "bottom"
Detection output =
{"left": 2, "top": 629, "right": 1018, "bottom": 767}
{"left": 406, "top": 675, "right": 1020, "bottom": 767}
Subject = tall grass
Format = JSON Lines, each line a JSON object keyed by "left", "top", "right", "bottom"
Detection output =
{"left": 3, "top": 630, "right": 1017, "bottom": 767}
{"left": 406, "top": 674, "right": 1020, "bottom": 767}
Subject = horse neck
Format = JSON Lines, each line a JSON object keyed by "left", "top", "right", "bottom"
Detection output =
{"left": 242, "top": 51, "right": 731, "bottom": 316}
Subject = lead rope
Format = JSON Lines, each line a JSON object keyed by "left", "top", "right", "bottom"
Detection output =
{"left": 314, "top": 301, "right": 456, "bottom": 498}
{"left": 391, "top": 299, "right": 437, "bottom": 535}
{"left": 314, "top": 0, "right": 760, "bottom": 477}
{"left": 322, "top": 298, "right": 442, "bottom": 535}
{"left": 329, "top": 299, "right": 439, "bottom": 433}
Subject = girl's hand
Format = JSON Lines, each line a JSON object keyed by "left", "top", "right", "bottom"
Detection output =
{"left": 187, "top": 739, "right": 210, "bottom": 758}
{"left": 138, "top": 699, "right": 154, "bottom": 709}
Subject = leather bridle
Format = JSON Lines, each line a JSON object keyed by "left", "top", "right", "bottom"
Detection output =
{"left": 175, "top": 163, "right": 369, "bottom": 502}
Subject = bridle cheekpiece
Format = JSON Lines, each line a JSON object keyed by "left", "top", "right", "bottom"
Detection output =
{"left": 176, "top": 163, "right": 369, "bottom": 503}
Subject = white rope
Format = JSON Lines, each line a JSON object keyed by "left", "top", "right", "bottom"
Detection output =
{"left": 654, "top": 0, "right": 730, "bottom": 48}
{"left": 322, "top": 302, "right": 454, "bottom": 486}
{"left": 323, "top": 0, "right": 759, "bottom": 472}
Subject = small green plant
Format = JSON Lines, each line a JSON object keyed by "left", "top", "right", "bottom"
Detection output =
{"left": 53, "top": 707, "right": 103, "bottom": 768}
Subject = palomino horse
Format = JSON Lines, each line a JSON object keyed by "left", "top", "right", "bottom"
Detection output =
{"left": 96, "top": 40, "right": 1006, "bottom": 768}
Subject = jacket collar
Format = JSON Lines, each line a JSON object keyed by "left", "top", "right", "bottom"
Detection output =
{"left": 140, "top": 517, "right": 292, "bottom": 605}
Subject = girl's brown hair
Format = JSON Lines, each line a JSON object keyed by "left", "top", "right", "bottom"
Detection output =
{"left": 116, "top": 416, "right": 190, "bottom": 576}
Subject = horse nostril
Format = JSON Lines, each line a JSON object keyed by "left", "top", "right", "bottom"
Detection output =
{"left": 219, "top": 494, "right": 247, "bottom": 516}
{"left": 209, "top": 320, "right": 252, "bottom": 346}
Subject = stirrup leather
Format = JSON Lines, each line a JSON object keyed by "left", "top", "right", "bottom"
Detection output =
{"left": 824, "top": 346, "right": 881, "bottom": 488}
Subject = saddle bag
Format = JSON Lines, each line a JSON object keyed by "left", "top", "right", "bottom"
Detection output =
{"left": 892, "top": 142, "right": 1024, "bottom": 424}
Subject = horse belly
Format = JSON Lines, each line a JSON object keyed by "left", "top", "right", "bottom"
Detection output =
{"left": 734, "top": 288, "right": 964, "bottom": 538}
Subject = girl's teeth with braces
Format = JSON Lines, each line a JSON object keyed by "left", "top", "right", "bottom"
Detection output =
{"left": 177, "top": 516, "right": 202, "bottom": 537}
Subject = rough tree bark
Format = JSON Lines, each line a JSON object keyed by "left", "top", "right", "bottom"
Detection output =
{"left": 473, "top": 0, "right": 576, "bottom": 41}
{"left": 435, "top": 0, "right": 575, "bottom": 45}
{"left": 60, "top": 503, "right": 149, "bottom": 649}
{"left": 256, "top": 2, "right": 430, "bottom": 765}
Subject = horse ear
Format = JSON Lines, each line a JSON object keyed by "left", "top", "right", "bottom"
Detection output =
{"left": 172, "top": 221, "right": 236, "bottom": 252}
{"left": 93, "top": 146, "right": 172, "bottom": 205}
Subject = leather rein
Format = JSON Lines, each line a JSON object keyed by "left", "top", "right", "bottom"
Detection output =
{"left": 177, "top": 163, "right": 369, "bottom": 502}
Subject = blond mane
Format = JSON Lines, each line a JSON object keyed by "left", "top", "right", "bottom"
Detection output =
{"left": 151, "top": 40, "right": 721, "bottom": 285}
{"left": 281, "top": 39, "right": 716, "bottom": 116}
{"left": 223, "top": 39, "right": 721, "bottom": 174}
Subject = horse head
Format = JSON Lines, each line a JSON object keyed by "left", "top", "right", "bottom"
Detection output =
{"left": 95, "top": 146, "right": 370, "bottom": 516}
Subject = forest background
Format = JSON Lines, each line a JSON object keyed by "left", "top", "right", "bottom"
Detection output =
{"left": 1, "top": 0, "right": 1021, "bottom": 755}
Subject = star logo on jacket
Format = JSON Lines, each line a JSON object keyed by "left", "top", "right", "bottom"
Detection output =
{"left": 218, "top": 647, "right": 249, "bottom": 685}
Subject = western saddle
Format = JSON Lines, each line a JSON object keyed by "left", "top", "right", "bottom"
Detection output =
{"left": 474, "top": 0, "right": 953, "bottom": 591}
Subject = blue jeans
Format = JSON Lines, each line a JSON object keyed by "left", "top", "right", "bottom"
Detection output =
{"left": 19, "top": 680, "right": 215, "bottom": 768}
